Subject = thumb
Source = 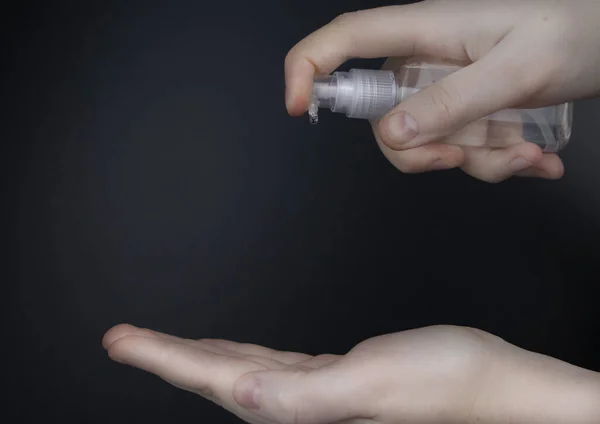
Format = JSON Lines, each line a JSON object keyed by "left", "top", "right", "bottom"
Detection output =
{"left": 233, "top": 368, "right": 368, "bottom": 424}
{"left": 379, "top": 44, "right": 539, "bottom": 151}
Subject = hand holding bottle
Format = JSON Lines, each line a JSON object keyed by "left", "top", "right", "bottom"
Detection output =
{"left": 285, "top": 0, "right": 600, "bottom": 182}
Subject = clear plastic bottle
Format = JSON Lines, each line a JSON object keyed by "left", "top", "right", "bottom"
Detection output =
{"left": 310, "top": 62, "right": 573, "bottom": 152}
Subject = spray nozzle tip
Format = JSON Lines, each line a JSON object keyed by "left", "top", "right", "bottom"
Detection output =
{"left": 308, "top": 95, "right": 319, "bottom": 124}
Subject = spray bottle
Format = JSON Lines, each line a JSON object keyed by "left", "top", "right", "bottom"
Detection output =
{"left": 308, "top": 62, "right": 573, "bottom": 152}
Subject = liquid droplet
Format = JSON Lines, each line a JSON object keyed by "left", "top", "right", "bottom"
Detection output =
{"left": 308, "top": 95, "right": 319, "bottom": 125}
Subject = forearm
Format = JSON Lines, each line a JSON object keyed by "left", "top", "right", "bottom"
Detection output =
{"left": 475, "top": 349, "right": 600, "bottom": 423}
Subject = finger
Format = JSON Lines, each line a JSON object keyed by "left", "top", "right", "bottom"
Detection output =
{"left": 378, "top": 36, "right": 545, "bottom": 151}
{"left": 372, "top": 120, "right": 465, "bottom": 173}
{"left": 201, "top": 339, "right": 313, "bottom": 365}
{"left": 103, "top": 324, "right": 200, "bottom": 349}
{"left": 107, "top": 334, "right": 267, "bottom": 399}
{"left": 420, "top": 111, "right": 521, "bottom": 150}
{"left": 234, "top": 367, "right": 374, "bottom": 424}
{"left": 103, "top": 324, "right": 290, "bottom": 372}
{"left": 463, "top": 110, "right": 564, "bottom": 181}
{"left": 285, "top": 2, "right": 496, "bottom": 115}
{"left": 297, "top": 354, "right": 341, "bottom": 369}
{"left": 103, "top": 324, "right": 226, "bottom": 355}
{"left": 384, "top": 143, "right": 466, "bottom": 173}
{"left": 103, "top": 324, "right": 153, "bottom": 349}
{"left": 515, "top": 154, "right": 564, "bottom": 179}
{"left": 460, "top": 143, "right": 545, "bottom": 183}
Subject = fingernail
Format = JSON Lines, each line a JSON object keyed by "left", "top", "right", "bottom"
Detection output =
{"left": 235, "top": 378, "right": 261, "bottom": 409}
{"left": 383, "top": 111, "right": 419, "bottom": 144}
{"left": 510, "top": 157, "right": 532, "bottom": 172}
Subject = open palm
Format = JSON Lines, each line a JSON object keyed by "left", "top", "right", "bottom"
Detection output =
{"left": 103, "top": 324, "right": 506, "bottom": 424}
{"left": 103, "top": 324, "right": 355, "bottom": 423}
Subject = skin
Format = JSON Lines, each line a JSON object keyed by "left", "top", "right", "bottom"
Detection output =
{"left": 104, "top": 324, "right": 600, "bottom": 423}
{"left": 284, "top": 0, "right": 600, "bottom": 182}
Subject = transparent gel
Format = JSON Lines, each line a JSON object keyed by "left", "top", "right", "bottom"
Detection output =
{"left": 310, "top": 63, "right": 573, "bottom": 152}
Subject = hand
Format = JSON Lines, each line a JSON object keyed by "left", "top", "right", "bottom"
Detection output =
{"left": 285, "top": 0, "right": 600, "bottom": 182}
{"left": 103, "top": 324, "right": 600, "bottom": 423}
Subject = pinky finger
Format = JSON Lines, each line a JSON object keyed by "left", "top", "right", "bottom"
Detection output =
{"left": 515, "top": 154, "right": 565, "bottom": 179}
{"left": 460, "top": 143, "right": 544, "bottom": 183}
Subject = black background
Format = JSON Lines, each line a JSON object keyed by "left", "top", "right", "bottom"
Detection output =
{"left": 2, "top": 0, "right": 599, "bottom": 422}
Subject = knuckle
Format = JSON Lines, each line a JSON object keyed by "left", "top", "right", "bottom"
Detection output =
{"left": 470, "top": 170, "right": 507, "bottom": 184}
{"left": 195, "top": 385, "right": 215, "bottom": 399}
{"left": 503, "top": 60, "right": 550, "bottom": 102}
{"left": 275, "top": 372, "right": 309, "bottom": 424}
{"left": 395, "top": 158, "right": 424, "bottom": 174}
{"left": 284, "top": 48, "right": 299, "bottom": 70}
{"left": 314, "top": 354, "right": 336, "bottom": 360}
{"left": 330, "top": 11, "right": 357, "bottom": 26}
{"left": 428, "top": 82, "right": 463, "bottom": 130}
{"left": 533, "top": 56, "right": 564, "bottom": 93}
{"left": 137, "top": 329, "right": 157, "bottom": 338}
{"left": 159, "top": 342, "right": 182, "bottom": 362}
{"left": 328, "top": 11, "right": 360, "bottom": 55}
{"left": 277, "top": 396, "right": 303, "bottom": 424}
{"left": 487, "top": 177, "right": 506, "bottom": 184}
{"left": 513, "top": 72, "right": 544, "bottom": 101}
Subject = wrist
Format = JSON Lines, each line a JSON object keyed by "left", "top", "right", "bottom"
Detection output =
{"left": 473, "top": 347, "right": 600, "bottom": 423}
{"left": 521, "top": 364, "right": 600, "bottom": 424}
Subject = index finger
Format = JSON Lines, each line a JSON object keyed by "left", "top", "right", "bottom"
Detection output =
{"left": 284, "top": 2, "right": 473, "bottom": 116}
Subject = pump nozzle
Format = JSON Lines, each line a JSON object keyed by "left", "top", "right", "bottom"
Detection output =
{"left": 309, "top": 69, "right": 398, "bottom": 123}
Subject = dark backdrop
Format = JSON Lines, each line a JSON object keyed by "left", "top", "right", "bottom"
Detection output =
{"left": 2, "top": 0, "right": 599, "bottom": 422}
